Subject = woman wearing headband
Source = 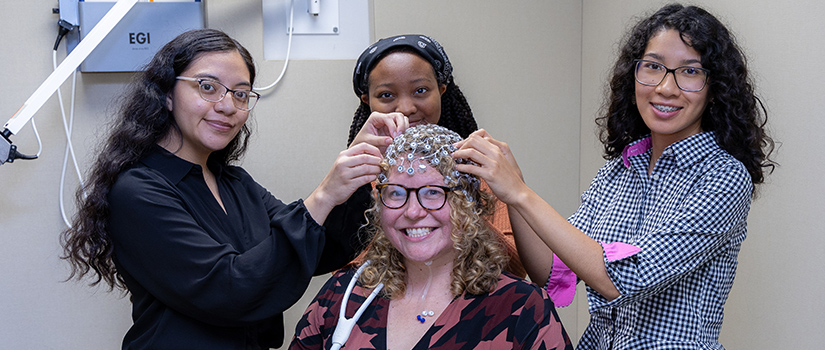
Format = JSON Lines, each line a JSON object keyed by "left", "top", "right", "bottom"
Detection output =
{"left": 326, "top": 34, "right": 526, "bottom": 277}
{"left": 290, "top": 125, "right": 572, "bottom": 350}
{"left": 454, "top": 4, "right": 776, "bottom": 349}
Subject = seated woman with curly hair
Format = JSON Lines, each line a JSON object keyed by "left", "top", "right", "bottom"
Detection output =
{"left": 290, "top": 125, "right": 572, "bottom": 350}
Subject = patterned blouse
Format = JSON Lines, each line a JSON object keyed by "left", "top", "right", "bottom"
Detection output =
{"left": 547, "top": 132, "right": 753, "bottom": 349}
{"left": 290, "top": 269, "right": 573, "bottom": 350}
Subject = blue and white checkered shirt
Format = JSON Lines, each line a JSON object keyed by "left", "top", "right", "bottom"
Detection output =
{"left": 568, "top": 132, "right": 752, "bottom": 350}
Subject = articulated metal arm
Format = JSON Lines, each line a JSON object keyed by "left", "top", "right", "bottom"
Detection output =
{"left": 1, "top": 0, "right": 138, "bottom": 165}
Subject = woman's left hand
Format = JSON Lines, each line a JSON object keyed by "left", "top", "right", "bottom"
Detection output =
{"left": 305, "top": 142, "right": 383, "bottom": 224}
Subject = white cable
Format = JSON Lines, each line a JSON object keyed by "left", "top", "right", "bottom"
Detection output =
{"left": 29, "top": 116, "right": 43, "bottom": 157}
{"left": 28, "top": 120, "right": 43, "bottom": 158}
{"left": 255, "top": 0, "right": 295, "bottom": 91}
{"left": 68, "top": 63, "right": 83, "bottom": 186}
{"left": 54, "top": 49, "right": 84, "bottom": 228}
{"left": 22, "top": 53, "right": 54, "bottom": 159}
{"left": 330, "top": 261, "right": 384, "bottom": 350}
{"left": 54, "top": 50, "right": 72, "bottom": 228}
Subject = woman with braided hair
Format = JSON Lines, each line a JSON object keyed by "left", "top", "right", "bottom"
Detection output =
{"left": 326, "top": 34, "right": 526, "bottom": 277}
{"left": 346, "top": 35, "right": 477, "bottom": 145}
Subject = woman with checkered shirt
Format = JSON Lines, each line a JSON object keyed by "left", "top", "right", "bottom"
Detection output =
{"left": 453, "top": 4, "right": 776, "bottom": 350}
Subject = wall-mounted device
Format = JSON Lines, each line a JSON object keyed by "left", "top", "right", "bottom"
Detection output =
{"left": 308, "top": 0, "right": 321, "bottom": 16}
{"left": 66, "top": 0, "right": 204, "bottom": 72}
{"left": 262, "top": 0, "right": 370, "bottom": 60}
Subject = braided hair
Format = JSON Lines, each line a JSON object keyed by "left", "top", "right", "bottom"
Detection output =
{"left": 348, "top": 35, "right": 478, "bottom": 145}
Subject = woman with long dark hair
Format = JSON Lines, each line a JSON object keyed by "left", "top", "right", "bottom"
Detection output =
{"left": 454, "top": 4, "right": 776, "bottom": 349}
{"left": 61, "top": 28, "right": 383, "bottom": 349}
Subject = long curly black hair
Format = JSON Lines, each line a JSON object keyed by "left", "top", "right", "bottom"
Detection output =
{"left": 346, "top": 46, "right": 477, "bottom": 146}
{"left": 597, "top": 4, "right": 776, "bottom": 186}
{"left": 61, "top": 29, "right": 256, "bottom": 289}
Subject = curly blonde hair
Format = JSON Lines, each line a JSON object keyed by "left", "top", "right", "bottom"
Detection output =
{"left": 357, "top": 125, "right": 510, "bottom": 298}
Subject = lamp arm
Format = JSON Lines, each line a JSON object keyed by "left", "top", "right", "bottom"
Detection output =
{"left": 1, "top": 0, "right": 138, "bottom": 165}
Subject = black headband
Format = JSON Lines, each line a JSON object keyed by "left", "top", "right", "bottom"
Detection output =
{"left": 352, "top": 34, "right": 453, "bottom": 97}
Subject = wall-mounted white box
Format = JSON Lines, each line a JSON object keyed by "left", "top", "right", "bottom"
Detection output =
{"left": 262, "top": 0, "right": 371, "bottom": 60}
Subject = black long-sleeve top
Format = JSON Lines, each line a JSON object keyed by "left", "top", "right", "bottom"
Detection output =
{"left": 321, "top": 183, "right": 372, "bottom": 255}
{"left": 107, "top": 146, "right": 358, "bottom": 349}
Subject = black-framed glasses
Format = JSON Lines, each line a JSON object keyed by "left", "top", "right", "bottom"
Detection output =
{"left": 633, "top": 59, "right": 710, "bottom": 92}
{"left": 176, "top": 76, "right": 261, "bottom": 111}
{"left": 376, "top": 184, "right": 458, "bottom": 211}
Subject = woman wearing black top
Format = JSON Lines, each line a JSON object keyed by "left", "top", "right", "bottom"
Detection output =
{"left": 61, "top": 29, "right": 385, "bottom": 349}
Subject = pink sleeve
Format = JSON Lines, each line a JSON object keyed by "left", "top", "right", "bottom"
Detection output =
{"left": 545, "top": 254, "right": 576, "bottom": 307}
{"left": 545, "top": 241, "right": 640, "bottom": 307}
{"left": 601, "top": 241, "right": 641, "bottom": 262}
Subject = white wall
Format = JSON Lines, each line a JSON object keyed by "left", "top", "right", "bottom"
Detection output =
{"left": 0, "top": 0, "right": 821, "bottom": 349}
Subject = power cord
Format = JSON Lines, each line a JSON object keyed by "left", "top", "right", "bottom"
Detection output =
{"left": 54, "top": 19, "right": 74, "bottom": 51}
{"left": 52, "top": 18, "right": 85, "bottom": 228}
{"left": 1, "top": 130, "right": 38, "bottom": 163}
{"left": 254, "top": 0, "right": 295, "bottom": 91}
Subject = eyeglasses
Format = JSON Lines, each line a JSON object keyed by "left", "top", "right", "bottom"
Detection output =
{"left": 376, "top": 184, "right": 458, "bottom": 211}
{"left": 633, "top": 59, "right": 710, "bottom": 92}
{"left": 176, "top": 76, "right": 261, "bottom": 111}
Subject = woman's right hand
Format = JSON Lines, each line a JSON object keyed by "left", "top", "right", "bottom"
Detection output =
{"left": 452, "top": 129, "right": 528, "bottom": 205}
{"left": 304, "top": 142, "right": 383, "bottom": 225}
{"left": 350, "top": 112, "right": 409, "bottom": 153}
